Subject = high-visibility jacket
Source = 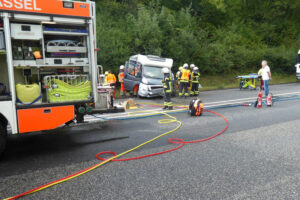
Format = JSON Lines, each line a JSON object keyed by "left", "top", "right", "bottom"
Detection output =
{"left": 179, "top": 69, "right": 191, "bottom": 82}
{"left": 106, "top": 73, "right": 117, "bottom": 84}
{"left": 258, "top": 68, "right": 263, "bottom": 76}
{"left": 191, "top": 72, "right": 200, "bottom": 83}
{"left": 118, "top": 72, "right": 124, "bottom": 83}
{"left": 176, "top": 71, "right": 181, "bottom": 80}
{"left": 162, "top": 74, "right": 173, "bottom": 93}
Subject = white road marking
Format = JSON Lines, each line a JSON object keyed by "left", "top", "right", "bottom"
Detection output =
{"left": 205, "top": 91, "right": 300, "bottom": 105}
{"left": 7, "top": 91, "right": 300, "bottom": 131}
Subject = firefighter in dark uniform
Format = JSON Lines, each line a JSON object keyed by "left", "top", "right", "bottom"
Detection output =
{"left": 162, "top": 67, "right": 173, "bottom": 110}
{"left": 190, "top": 67, "right": 200, "bottom": 96}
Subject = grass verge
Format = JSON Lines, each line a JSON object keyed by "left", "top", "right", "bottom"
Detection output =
{"left": 199, "top": 73, "right": 297, "bottom": 91}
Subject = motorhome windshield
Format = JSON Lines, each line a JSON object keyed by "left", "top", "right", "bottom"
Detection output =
{"left": 143, "top": 66, "right": 165, "bottom": 79}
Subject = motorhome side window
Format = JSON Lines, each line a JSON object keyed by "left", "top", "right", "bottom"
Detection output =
{"left": 126, "top": 62, "right": 135, "bottom": 76}
{"left": 135, "top": 63, "right": 142, "bottom": 78}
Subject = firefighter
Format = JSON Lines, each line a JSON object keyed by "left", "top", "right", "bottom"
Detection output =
{"left": 118, "top": 65, "right": 126, "bottom": 97}
{"left": 175, "top": 66, "right": 183, "bottom": 90}
{"left": 106, "top": 70, "right": 116, "bottom": 86}
{"left": 106, "top": 70, "right": 117, "bottom": 99}
{"left": 190, "top": 67, "right": 200, "bottom": 96}
{"left": 176, "top": 66, "right": 183, "bottom": 80}
{"left": 162, "top": 67, "right": 173, "bottom": 110}
{"left": 188, "top": 64, "right": 196, "bottom": 91}
{"left": 178, "top": 63, "right": 191, "bottom": 98}
{"left": 189, "top": 98, "right": 204, "bottom": 116}
{"left": 104, "top": 71, "right": 109, "bottom": 85}
{"left": 190, "top": 64, "right": 195, "bottom": 73}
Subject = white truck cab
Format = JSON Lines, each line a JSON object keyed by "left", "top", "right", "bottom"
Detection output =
{"left": 124, "top": 54, "right": 173, "bottom": 97}
{"left": 296, "top": 50, "right": 300, "bottom": 80}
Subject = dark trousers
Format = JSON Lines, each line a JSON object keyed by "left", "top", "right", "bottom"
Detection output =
{"left": 260, "top": 80, "right": 264, "bottom": 90}
{"left": 179, "top": 82, "right": 189, "bottom": 96}
{"left": 191, "top": 83, "right": 199, "bottom": 95}
{"left": 164, "top": 92, "right": 173, "bottom": 107}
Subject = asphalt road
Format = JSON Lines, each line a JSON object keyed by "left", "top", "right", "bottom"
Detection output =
{"left": 0, "top": 83, "right": 299, "bottom": 200}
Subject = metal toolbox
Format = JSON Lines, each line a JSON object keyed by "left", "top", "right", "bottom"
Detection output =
{"left": 11, "top": 24, "right": 43, "bottom": 40}
{"left": 71, "top": 58, "right": 89, "bottom": 65}
{"left": 45, "top": 58, "right": 89, "bottom": 66}
{"left": 46, "top": 41, "right": 87, "bottom": 53}
{"left": 46, "top": 46, "right": 87, "bottom": 53}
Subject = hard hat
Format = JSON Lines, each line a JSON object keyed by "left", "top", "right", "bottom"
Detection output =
{"left": 105, "top": 71, "right": 108, "bottom": 75}
{"left": 193, "top": 67, "right": 199, "bottom": 71}
{"left": 162, "top": 67, "right": 170, "bottom": 74}
{"left": 183, "top": 63, "right": 188, "bottom": 68}
{"left": 298, "top": 49, "right": 300, "bottom": 54}
{"left": 179, "top": 66, "right": 183, "bottom": 71}
{"left": 120, "top": 65, "right": 125, "bottom": 69}
{"left": 190, "top": 64, "right": 195, "bottom": 68}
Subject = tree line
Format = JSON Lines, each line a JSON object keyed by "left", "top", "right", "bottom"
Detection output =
{"left": 96, "top": 0, "right": 300, "bottom": 74}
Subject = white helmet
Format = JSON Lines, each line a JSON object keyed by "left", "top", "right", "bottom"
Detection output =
{"left": 162, "top": 67, "right": 170, "bottom": 74}
{"left": 193, "top": 67, "right": 199, "bottom": 71}
{"left": 183, "top": 63, "right": 188, "bottom": 69}
{"left": 120, "top": 65, "right": 125, "bottom": 70}
{"left": 190, "top": 64, "right": 195, "bottom": 68}
{"left": 298, "top": 49, "right": 300, "bottom": 54}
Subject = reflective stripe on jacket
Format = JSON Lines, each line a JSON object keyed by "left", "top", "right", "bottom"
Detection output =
{"left": 162, "top": 74, "right": 173, "bottom": 93}
{"left": 191, "top": 72, "right": 200, "bottom": 83}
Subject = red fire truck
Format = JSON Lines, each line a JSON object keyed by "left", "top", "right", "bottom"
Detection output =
{"left": 0, "top": 0, "right": 122, "bottom": 156}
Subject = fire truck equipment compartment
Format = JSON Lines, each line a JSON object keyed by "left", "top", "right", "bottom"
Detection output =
{"left": 46, "top": 40, "right": 87, "bottom": 53}
{"left": 47, "top": 79, "right": 91, "bottom": 103}
{"left": 17, "top": 105, "right": 75, "bottom": 133}
{"left": 11, "top": 24, "right": 43, "bottom": 40}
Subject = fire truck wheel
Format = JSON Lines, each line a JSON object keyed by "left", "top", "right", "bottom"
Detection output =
{"left": 0, "top": 122, "right": 7, "bottom": 157}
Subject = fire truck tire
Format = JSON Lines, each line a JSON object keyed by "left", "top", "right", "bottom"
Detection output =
{"left": 0, "top": 122, "right": 7, "bottom": 157}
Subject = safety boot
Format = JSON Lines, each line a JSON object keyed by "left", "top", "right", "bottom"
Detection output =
{"left": 168, "top": 106, "right": 173, "bottom": 110}
{"left": 163, "top": 106, "right": 168, "bottom": 110}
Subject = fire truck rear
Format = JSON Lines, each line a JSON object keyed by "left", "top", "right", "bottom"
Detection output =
{"left": 0, "top": 0, "right": 122, "bottom": 156}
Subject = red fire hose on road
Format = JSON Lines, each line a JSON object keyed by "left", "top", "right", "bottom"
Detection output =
{"left": 5, "top": 109, "right": 228, "bottom": 200}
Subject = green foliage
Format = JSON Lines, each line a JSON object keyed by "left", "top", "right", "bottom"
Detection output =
{"left": 127, "top": 5, "right": 162, "bottom": 55}
{"left": 96, "top": 0, "right": 300, "bottom": 75}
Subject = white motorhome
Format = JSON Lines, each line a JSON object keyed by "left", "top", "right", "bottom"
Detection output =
{"left": 124, "top": 54, "right": 174, "bottom": 97}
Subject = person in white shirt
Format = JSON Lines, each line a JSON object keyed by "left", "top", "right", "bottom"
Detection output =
{"left": 261, "top": 60, "right": 272, "bottom": 96}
